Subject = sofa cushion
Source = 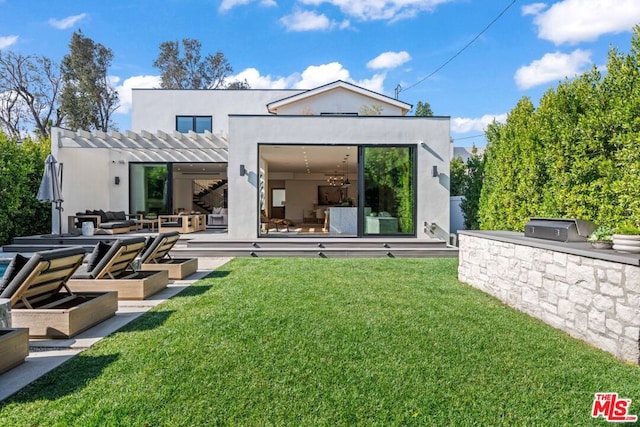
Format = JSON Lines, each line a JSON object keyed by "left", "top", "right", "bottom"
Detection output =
{"left": 86, "top": 241, "right": 113, "bottom": 272}
{"left": 0, "top": 254, "right": 29, "bottom": 294}
{"left": 99, "top": 222, "right": 131, "bottom": 229}
{"left": 113, "top": 211, "right": 127, "bottom": 221}
{"left": 105, "top": 211, "right": 116, "bottom": 221}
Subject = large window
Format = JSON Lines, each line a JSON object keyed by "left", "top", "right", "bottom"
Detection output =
{"left": 362, "top": 146, "right": 415, "bottom": 235}
{"left": 176, "top": 116, "right": 212, "bottom": 133}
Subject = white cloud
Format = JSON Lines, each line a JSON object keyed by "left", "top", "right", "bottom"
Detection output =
{"left": 228, "top": 62, "right": 386, "bottom": 93}
{"left": 219, "top": 0, "right": 276, "bottom": 13}
{"left": 367, "top": 51, "right": 411, "bottom": 70}
{"left": 295, "top": 62, "right": 352, "bottom": 88}
{"left": 521, "top": 3, "right": 547, "bottom": 16}
{"left": 298, "top": 0, "right": 452, "bottom": 22}
{"left": 113, "top": 75, "right": 161, "bottom": 114}
{"left": 48, "top": 13, "right": 87, "bottom": 30}
{"left": 280, "top": 10, "right": 347, "bottom": 31}
{"left": 227, "top": 67, "right": 296, "bottom": 89}
{"left": 514, "top": 49, "right": 592, "bottom": 90}
{"left": 451, "top": 113, "right": 507, "bottom": 134}
{"left": 0, "top": 35, "right": 18, "bottom": 49}
{"left": 528, "top": 0, "right": 640, "bottom": 45}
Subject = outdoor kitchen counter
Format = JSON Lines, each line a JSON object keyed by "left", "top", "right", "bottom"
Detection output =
{"left": 459, "top": 230, "right": 640, "bottom": 266}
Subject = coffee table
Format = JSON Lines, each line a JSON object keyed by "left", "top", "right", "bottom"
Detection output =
{"left": 136, "top": 218, "right": 158, "bottom": 232}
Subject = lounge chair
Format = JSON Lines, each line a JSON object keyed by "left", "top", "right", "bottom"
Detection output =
{"left": 68, "top": 237, "right": 169, "bottom": 300}
{"left": 0, "top": 328, "right": 29, "bottom": 373}
{"left": 0, "top": 247, "right": 117, "bottom": 338}
{"left": 138, "top": 231, "right": 198, "bottom": 279}
{"left": 261, "top": 210, "right": 295, "bottom": 233}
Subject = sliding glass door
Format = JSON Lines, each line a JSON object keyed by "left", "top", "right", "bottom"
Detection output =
{"left": 130, "top": 163, "right": 171, "bottom": 215}
{"left": 361, "top": 146, "right": 416, "bottom": 236}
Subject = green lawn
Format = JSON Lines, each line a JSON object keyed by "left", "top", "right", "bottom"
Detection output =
{"left": 1, "top": 258, "right": 639, "bottom": 426}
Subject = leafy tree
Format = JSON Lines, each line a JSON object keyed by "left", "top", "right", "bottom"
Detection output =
{"left": 478, "top": 25, "right": 640, "bottom": 231}
{"left": 450, "top": 157, "right": 466, "bottom": 196}
{"left": 414, "top": 101, "right": 433, "bottom": 116}
{"left": 460, "top": 147, "right": 485, "bottom": 229}
{"left": 152, "top": 38, "right": 236, "bottom": 89}
{"left": 0, "top": 51, "right": 62, "bottom": 139}
{"left": 60, "top": 30, "right": 119, "bottom": 131}
{"left": 0, "top": 131, "right": 51, "bottom": 245}
{"left": 226, "top": 79, "right": 251, "bottom": 90}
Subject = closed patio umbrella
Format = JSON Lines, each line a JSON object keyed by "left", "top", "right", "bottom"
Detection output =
{"left": 37, "top": 154, "right": 63, "bottom": 235}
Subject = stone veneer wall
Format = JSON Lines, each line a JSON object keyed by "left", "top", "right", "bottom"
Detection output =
{"left": 458, "top": 232, "right": 640, "bottom": 364}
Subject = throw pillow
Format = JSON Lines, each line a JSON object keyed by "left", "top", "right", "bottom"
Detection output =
{"left": 113, "top": 211, "right": 127, "bottom": 221}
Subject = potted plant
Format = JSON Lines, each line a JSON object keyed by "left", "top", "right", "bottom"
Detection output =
{"left": 588, "top": 225, "right": 615, "bottom": 249}
{"left": 612, "top": 223, "right": 640, "bottom": 253}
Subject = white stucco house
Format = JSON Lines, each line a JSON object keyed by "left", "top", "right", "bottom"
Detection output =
{"left": 51, "top": 80, "right": 451, "bottom": 241}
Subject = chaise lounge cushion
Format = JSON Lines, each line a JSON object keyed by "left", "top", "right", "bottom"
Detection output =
{"left": 72, "top": 237, "right": 146, "bottom": 280}
{"left": 0, "top": 254, "right": 29, "bottom": 295}
{"left": 86, "top": 241, "right": 113, "bottom": 272}
{"left": 0, "top": 247, "right": 86, "bottom": 302}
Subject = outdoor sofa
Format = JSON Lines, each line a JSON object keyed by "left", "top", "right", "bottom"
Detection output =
{"left": 0, "top": 247, "right": 118, "bottom": 338}
{"left": 68, "top": 236, "right": 168, "bottom": 300}
{"left": 138, "top": 231, "right": 198, "bottom": 279}
{"left": 68, "top": 210, "right": 142, "bottom": 235}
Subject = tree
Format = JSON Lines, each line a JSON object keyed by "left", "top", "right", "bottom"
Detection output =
{"left": 226, "top": 79, "right": 251, "bottom": 90}
{"left": 153, "top": 39, "right": 237, "bottom": 89}
{"left": 450, "top": 157, "right": 466, "bottom": 196}
{"left": 0, "top": 51, "right": 62, "bottom": 139}
{"left": 60, "top": 30, "right": 119, "bottom": 131}
{"left": 414, "top": 101, "right": 433, "bottom": 116}
{"left": 478, "top": 25, "right": 640, "bottom": 231}
{"left": 0, "top": 131, "right": 51, "bottom": 245}
{"left": 460, "top": 147, "right": 485, "bottom": 230}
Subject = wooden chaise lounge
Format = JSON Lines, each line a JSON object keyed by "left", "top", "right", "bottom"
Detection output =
{"left": 138, "top": 231, "right": 198, "bottom": 279}
{"left": 0, "top": 247, "right": 118, "bottom": 339}
{"left": 0, "top": 328, "right": 29, "bottom": 373}
{"left": 68, "top": 237, "right": 169, "bottom": 300}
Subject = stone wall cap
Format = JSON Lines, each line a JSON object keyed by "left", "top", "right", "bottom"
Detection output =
{"left": 460, "top": 230, "right": 640, "bottom": 266}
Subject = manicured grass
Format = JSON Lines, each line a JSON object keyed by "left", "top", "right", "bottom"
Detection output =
{"left": 1, "top": 258, "right": 639, "bottom": 426}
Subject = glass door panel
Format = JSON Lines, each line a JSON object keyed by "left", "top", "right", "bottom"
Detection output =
{"left": 361, "top": 146, "right": 415, "bottom": 235}
{"left": 130, "top": 163, "right": 170, "bottom": 216}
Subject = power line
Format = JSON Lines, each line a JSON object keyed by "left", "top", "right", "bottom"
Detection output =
{"left": 399, "top": 0, "right": 518, "bottom": 96}
{"left": 453, "top": 134, "right": 484, "bottom": 141}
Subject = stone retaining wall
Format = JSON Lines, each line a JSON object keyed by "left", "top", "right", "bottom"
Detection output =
{"left": 458, "top": 232, "right": 640, "bottom": 364}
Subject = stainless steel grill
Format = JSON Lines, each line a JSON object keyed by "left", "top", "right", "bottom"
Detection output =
{"left": 524, "top": 218, "right": 596, "bottom": 242}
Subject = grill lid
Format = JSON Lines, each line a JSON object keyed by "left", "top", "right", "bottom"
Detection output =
{"left": 524, "top": 218, "right": 596, "bottom": 242}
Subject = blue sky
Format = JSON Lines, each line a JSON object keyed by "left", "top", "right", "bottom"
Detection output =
{"left": 1, "top": 0, "right": 639, "bottom": 146}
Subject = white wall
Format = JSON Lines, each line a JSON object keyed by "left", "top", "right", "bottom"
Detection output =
{"left": 275, "top": 89, "right": 405, "bottom": 116}
{"left": 52, "top": 129, "right": 130, "bottom": 232}
{"left": 228, "top": 115, "right": 451, "bottom": 240}
{"left": 131, "top": 89, "right": 302, "bottom": 133}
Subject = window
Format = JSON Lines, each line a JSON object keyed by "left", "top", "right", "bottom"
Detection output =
{"left": 176, "top": 116, "right": 212, "bottom": 133}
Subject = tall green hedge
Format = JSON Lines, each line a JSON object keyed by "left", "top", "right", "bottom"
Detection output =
{"left": 0, "top": 133, "right": 51, "bottom": 246}
{"left": 479, "top": 26, "right": 640, "bottom": 231}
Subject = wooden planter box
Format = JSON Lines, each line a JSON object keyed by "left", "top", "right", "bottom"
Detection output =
{"left": 0, "top": 328, "right": 29, "bottom": 374}
{"left": 68, "top": 270, "right": 169, "bottom": 300}
{"left": 140, "top": 258, "right": 198, "bottom": 280}
{"left": 12, "top": 292, "right": 117, "bottom": 339}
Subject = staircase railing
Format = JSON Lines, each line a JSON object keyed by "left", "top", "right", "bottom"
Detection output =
{"left": 193, "top": 179, "right": 227, "bottom": 213}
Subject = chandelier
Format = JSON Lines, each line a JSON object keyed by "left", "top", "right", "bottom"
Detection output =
{"left": 327, "top": 171, "right": 344, "bottom": 186}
